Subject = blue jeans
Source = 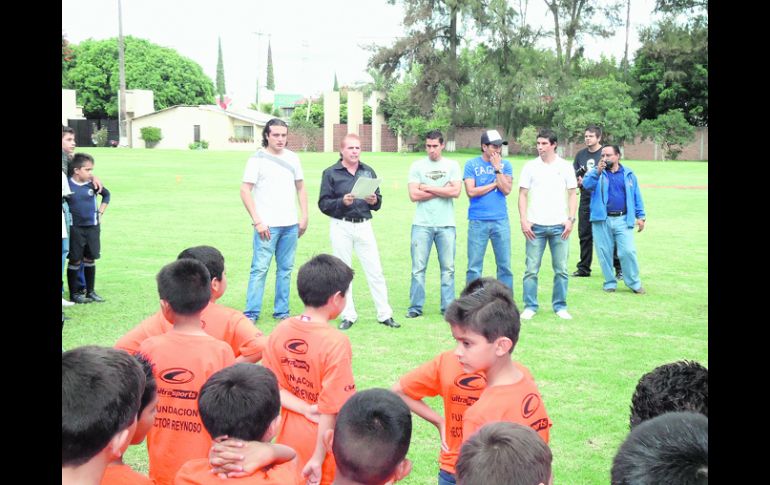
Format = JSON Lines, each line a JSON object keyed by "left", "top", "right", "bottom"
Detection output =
{"left": 522, "top": 224, "right": 570, "bottom": 312}
{"left": 592, "top": 217, "right": 642, "bottom": 291}
{"left": 244, "top": 224, "right": 298, "bottom": 320}
{"left": 466, "top": 219, "right": 513, "bottom": 293}
{"left": 409, "top": 225, "right": 456, "bottom": 314}
{"left": 62, "top": 237, "right": 69, "bottom": 295}
{"left": 438, "top": 469, "right": 456, "bottom": 485}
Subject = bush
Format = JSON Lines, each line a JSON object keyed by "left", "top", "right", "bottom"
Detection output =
{"left": 92, "top": 127, "right": 109, "bottom": 147}
{"left": 518, "top": 126, "right": 539, "bottom": 155}
{"left": 188, "top": 140, "right": 209, "bottom": 150}
{"left": 140, "top": 126, "right": 162, "bottom": 148}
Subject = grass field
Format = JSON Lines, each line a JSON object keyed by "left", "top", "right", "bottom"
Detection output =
{"left": 61, "top": 147, "right": 708, "bottom": 484}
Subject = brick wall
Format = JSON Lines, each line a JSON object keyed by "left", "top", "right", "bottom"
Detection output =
{"left": 381, "top": 124, "right": 398, "bottom": 152}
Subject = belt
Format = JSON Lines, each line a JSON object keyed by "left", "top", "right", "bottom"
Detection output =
{"left": 339, "top": 217, "right": 366, "bottom": 223}
{"left": 607, "top": 210, "right": 627, "bottom": 217}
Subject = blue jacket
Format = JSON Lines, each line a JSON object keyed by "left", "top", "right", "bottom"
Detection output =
{"left": 581, "top": 164, "right": 645, "bottom": 227}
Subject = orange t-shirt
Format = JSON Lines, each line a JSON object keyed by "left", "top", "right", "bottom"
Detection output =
{"left": 139, "top": 332, "right": 236, "bottom": 485}
{"left": 262, "top": 317, "right": 356, "bottom": 485}
{"left": 398, "top": 350, "right": 486, "bottom": 475}
{"left": 174, "top": 457, "right": 302, "bottom": 485}
{"left": 115, "top": 302, "right": 266, "bottom": 361}
{"left": 101, "top": 462, "right": 153, "bottom": 485}
{"left": 461, "top": 361, "right": 551, "bottom": 445}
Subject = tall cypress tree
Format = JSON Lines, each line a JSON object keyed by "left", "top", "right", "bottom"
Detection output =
{"left": 266, "top": 39, "right": 275, "bottom": 90}
{"left": 216, "top": 36, "right": 226, "bottom": 102}
{"left": 333, "top": 72, "right": 339, "bottom": 91}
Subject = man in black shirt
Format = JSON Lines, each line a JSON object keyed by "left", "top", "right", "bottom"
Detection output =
{"left": 572, "top": 125, "right": 621, "bottom": 278}
{"left": 318, "top": 133, "right": 399, "bottom": 330}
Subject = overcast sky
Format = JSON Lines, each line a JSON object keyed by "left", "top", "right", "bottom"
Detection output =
{"left": 62, "top": 0, "right": 659, "bottom": 107}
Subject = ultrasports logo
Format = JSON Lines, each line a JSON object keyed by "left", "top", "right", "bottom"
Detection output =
{"left": 159, "top": 367, "right": 195, "bottom": 385}
{"left": 454, "top": 374, "right": 487, "bottom": 391}
{"left": 285, "top": 339, "right": 309, "bottom": 354}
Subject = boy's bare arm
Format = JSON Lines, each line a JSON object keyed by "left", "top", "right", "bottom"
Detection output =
{"left": 303, "top": 413, "right": 336, "bottom": 485}
{"left": 392, "top": 382, "right": 448, "bottom": 452}
{"left": 209, "top": 437, "right": 296, "bottom": 478}
{"left": 279, "top": 389, "right": 320, "bottom": 423}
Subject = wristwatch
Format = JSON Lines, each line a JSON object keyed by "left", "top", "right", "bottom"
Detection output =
{"left": 494, "top": 168, "right": 502, "bottom": 174}
{"left": 568, "top": 216, "right": 576, "bottom": 223}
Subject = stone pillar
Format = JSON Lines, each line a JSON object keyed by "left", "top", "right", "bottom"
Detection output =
{"left": 323, "top": 91, "right": 341, "bottom": 152}
{"left": 369, "top": 91, "right": 385, "bottom": 152}
{"left": 347, "top": 91, "right": 363, "bottom": 137}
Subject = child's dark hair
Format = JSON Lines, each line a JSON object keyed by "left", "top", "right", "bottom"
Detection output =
{"left": 156, "top": 259, "right": 211, "bottom": 315}
{"left": 333, "top": 388, "right": 412, "bottom": 484}
{"left": 133, "top": 353, "right": 157, "bottom": 415}
{"left": 71, "top": 153, "right": 95, "bottom": 170}
{"left": 612, "top": 412, "right": 708, "bottom": 485}
{"left": 198, "top": 364, "right": 280, "bottom": 442}
{"left": 630, "top": 360, "right": 708, "bottom": 429}
{"left": 177, "top": 245, "right": 225, "bottom": 281}
{"left": 444, "top": 277, "right": 520, "bottom": 352}
{"left": 456, "top": 422, "right": 552, "bottom": 485}
{"left": 62, "top": 346, "right": 145, "bottom": 466}
{"left": 297, "top": 254, "right": 354, "bottom": 307}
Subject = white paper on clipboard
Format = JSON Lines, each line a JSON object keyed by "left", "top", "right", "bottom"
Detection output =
{"left": 350, "top": 177, "right": 382, "bottom": 198}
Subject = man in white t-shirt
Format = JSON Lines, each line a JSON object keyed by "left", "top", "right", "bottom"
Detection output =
{"left": 517, "top": 129, "right": 578, "bottom": 320}
{"left": 405, "top": 130, "right": 462, "bottom": 318}
{"left": 240, "top": 119, "right": 308, "bottom": 322}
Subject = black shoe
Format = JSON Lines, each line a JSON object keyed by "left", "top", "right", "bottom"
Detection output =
{"left": 405, "top": 310, "right": 422, "bottom": 318}
{"left": 71, "top": 293, "right": 92, "bottom": 304}
{"left": 603, "top": 288, "right": 616, "bottom": 293}
{"left": 379, "top": 318, "right": 401, "bottom": 328}
{"left": 338, "top": 319, "right": 355, "bottom": 330}
{"left": 616, "top": 270, "right": 623, "bottom": 279}
{"left": 86, "top": 291, "right": 105, "bottom": 303}
{"left": 632, "top": 287, "right": 646, "bottom": 294}
{"left": 571, "top": 270, "right": 590, "bottom": 277}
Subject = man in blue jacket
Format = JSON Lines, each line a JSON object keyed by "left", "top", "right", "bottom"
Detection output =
{"left": 581, "top": 145, "right": 646, "bottom": 294}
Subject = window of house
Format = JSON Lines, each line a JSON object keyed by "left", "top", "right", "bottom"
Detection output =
{"left": 234, "top": 125, "right": 254, "bottom": 140}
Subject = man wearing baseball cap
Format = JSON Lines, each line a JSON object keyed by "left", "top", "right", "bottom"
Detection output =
{"left": 462, "top": 129, "right": 514, "bottom": 295}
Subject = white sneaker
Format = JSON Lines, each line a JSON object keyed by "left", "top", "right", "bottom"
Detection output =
{"left": 520, "top": 308, "right": 536, "bottom": 320}
{"left": 556, "top": 309, "right": 573, "bottom": 320}
{"left": 62, "top": 298, "right": 75, "bottom": 307}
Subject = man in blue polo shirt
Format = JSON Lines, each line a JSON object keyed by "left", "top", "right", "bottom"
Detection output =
{"left": 463, "top": 129, "right": 514, "bottom": 293}
{"left": 581, "top": 145, "right": 646, "bottom": 294}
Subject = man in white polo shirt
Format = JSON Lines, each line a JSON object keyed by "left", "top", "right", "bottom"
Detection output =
{"left": 518, "top": 128, "right": 578, "bottom": 320}
{"left": 240, "top": 118, "right": 308, "bottom": 322}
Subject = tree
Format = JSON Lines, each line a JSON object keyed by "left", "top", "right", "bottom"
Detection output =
{"left": 553, "top": 77, "right": 639, "bottom": 144}
{"left": 333, "top": 72, "right": 339, "bottom": 91}
{"left": 542, "top": 0, "right": 621, "bottom": 79}
{"left": 266, "top": 40, "right": 275, "bottom": 90}
{"left": 63, "top": 36, "right": 215, "bottom": 119}
{"left": 638, "top": 109, "right": 695, "bottom": 160}
{"left": 62, "top": 32, "right": 73, "bottom": 87}
{"left": 379, "top": 67, "right": 450, "bottom": 142}
{"left": 631, "top": 17, "right": 707, "bottom": 126}
{"left": 216, "top": 37, "right": 226, "bottom": 103}
{"left": 370, "top": 0, "right": 516, "bottom": 139}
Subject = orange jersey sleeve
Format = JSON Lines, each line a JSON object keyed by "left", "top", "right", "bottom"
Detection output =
{"left": 174, "top": 458, "right": 302, "bottom": 485}
{"left": 101, "top": 463, "right": 153, "bottom": 485}
{"left": 263, "top": 318, "right": 356, "bottom": 485}
{"left": 201, "top": 303, "right": 265, "bottom": 360}
{"left": 399, "top": 350, "right": 486, "bottom": 474}
{"left": 461, "top": 362, "right": 551, "bottom": 445}
{"left": 140, "top": 333, "right": 236, "bottom": 485}
{"left": 114, "top": 311, "right": 170, "bottom": 354}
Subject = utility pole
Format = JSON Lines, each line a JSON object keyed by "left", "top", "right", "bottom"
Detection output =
{"left": 252, "top": 31, "right": 266, "bottom": 107}
{"left": 117, "top": 0, "right": 128, "bottom": 146}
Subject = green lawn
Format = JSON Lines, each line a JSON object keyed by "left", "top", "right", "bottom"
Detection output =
{"left": 62, "top": 147, "right": 708, "bottom": 484}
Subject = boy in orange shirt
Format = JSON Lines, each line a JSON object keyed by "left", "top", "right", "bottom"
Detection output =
{"left": 262, "top": 254, "right": 357, "bottom": 485}
{"left": 444, "top": 278, "right": 552, "bottom": 448}
{"left": 175, "top": 364, "right": 302, "bottom": 484}
{"left": 102, "top": 353, "right": 158, "bottom": 485}
{"left": 63, "top": 346, "right": 145, "bottom": 485}
{"left": 139, "top": 259, "right": 236, "bottom": 485}
{"left": 325, "top": 388, "right": 413, "bottom": 485}
{"left": 392, "top": 327, "right": 486, "bottom": 482}
{"left": 116, "top": 245, "right": 265, "bottom": 363}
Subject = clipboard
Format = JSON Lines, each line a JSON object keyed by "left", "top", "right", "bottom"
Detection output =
{"left": 350, "top": 177, "right": 382, "bottom": 198}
